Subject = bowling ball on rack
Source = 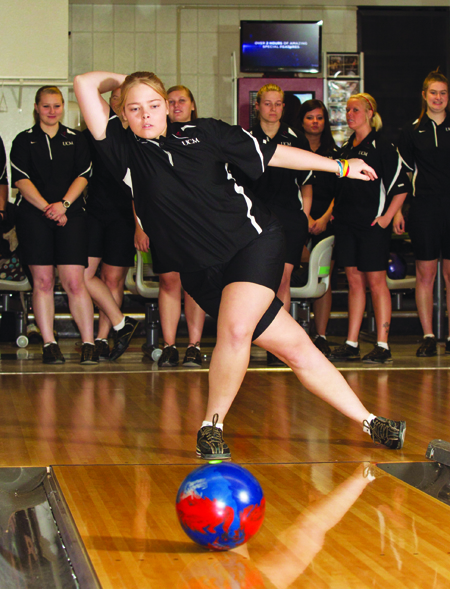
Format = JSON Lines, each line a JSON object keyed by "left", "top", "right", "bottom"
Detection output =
{"left": 387, "top": 253, "right": 407, "bottom": 280}
{"left": 176, "top": 462, "right": 265, "bottom": 551}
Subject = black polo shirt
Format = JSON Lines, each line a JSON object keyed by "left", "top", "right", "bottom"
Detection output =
{"left": 249, "top": 122, "right": 313, "bottom": 212}
{"left": 397, "top": 113, "right": 450, "bottom": 198}
{"left": 309, "top": 144, "right": 339, "bottom": 220}
{"left": 334, "top": 130, "right": 410, "bottom": 228}
{"left": 83, "top": 129, "right": 134, "bottom": 221}
{"left": 10, "top": 123, "right": 91, "bottom": 215}
{"left": 94, "top": 113, "right": 278, "bottom": 272}
{"left": 0, "top": 136, "right": 7, "bottom": 185}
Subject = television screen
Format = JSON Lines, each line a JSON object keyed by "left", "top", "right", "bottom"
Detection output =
{"left": 240, "top": 21, "right": 322, "bottom": 74}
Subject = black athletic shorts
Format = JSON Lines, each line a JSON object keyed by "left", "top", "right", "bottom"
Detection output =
{"left": 87, "top": 212, "right": 135, "bottom": 267}
{"left": 16, "top": 204, "right": 88, "bottom": 266}
{"left": 334, "top": 221, "right": 391, "bottom": 272}
{"left": 150, "top": 242, "right": 172, "bottom": 275}
{"left": 270, "top": 206, "right": 308, "bottom": 267}
{"left": 408, "top": 195, "right": 450, "bottom": 261}
{"left": 180, "top": 220, "right": 286, "bottom": 340}
{"left": 284, "top": 216, "right": 309, "bottom": 266}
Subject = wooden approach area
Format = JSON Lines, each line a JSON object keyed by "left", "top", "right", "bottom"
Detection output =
{"left": 1, "top": 336, "right": 450, "bottom": 588}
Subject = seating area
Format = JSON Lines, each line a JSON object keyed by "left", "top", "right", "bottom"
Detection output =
{"left": 0, "top": 239, "right": 438, "bottom": 349}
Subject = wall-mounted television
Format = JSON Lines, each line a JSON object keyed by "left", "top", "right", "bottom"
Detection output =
{"left": 240, "top": 21, "right": 323, "bottom": 74}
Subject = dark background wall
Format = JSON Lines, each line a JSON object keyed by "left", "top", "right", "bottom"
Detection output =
{"left": 358, "top": 7, "right": 450, "bottom": 144}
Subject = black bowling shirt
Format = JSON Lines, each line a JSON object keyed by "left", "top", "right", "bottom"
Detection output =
{"left": 94, "top": 113, "right": 278, "bottom": 272}
{"left": 249, "top": 122, "right": 313, "bottom": 213}
{"left": 334, "top": 129, "right": 410, "bottom": 228}
{"left": 0, "top": 136, "right": 7, "bottom": 185}
{"left": 10, "top": 123, "right": 91, "bottom": 215}
{"left": 84, "top": 129, "right": 134, "bottom": 221}
{"left": 398, "top": 113, "right": 450, "bottom": 198}
{"left": 309, "top": 144, "right": 339, "bottom": 220}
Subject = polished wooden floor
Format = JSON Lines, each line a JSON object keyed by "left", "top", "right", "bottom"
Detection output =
{"left": 1, "top": 336, "right": 450, "bottom": 587}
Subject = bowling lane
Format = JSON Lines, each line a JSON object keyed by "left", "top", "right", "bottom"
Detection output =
{"left": 0, "top": 369, "right": 445, "bottom": 467}
{"left": 54, "top": 463, "right": 450, "bottom": 589}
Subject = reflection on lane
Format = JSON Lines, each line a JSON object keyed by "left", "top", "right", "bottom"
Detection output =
{"left": 0, "top": 467, "right": 78, "bottom": 589}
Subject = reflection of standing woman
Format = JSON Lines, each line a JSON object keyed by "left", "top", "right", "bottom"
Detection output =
{"left": 10, "top": 86, "right": 96, "bottom": 364}
{"left": 146, "top": 86, "right": 206, "bottom": 368}
{"left": 299, "top": 99, "right": 338, "bottom": 358}
{"left": 250, "top": 84, "right": 313, "bottom": 365}
{"left": 329, "top": 93, "right": 410, "bottom": 364}
{"left": 396, "top": 70, "right": 450, "bottom": 357}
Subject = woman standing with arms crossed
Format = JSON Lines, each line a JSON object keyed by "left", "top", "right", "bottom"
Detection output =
{"left": 143, "top": 86, "right": 206, "bottom": 368}
{"left": 299, "top": 99, "right": 338, "bottom": 358}
{"left": 74, "top": 70, "right": 406, "bottom": 459}
{"left": 10, "top": 86, "right": 97, "bottom": 364}
{"left": 395, "top": 70, "right": 450, "bottom": 357}
{"left": 328, "top": 93, "right": 410, "bottom": 364}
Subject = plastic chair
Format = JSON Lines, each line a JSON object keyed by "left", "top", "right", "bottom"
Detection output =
{"left": 128, "top": 250, "right": 161, "bottom": 350}
{"left": 0, "top": 275, "right": 32, "bottom": 347}
{"left": 290, "top": 235, "right": 335, "bottom": 333}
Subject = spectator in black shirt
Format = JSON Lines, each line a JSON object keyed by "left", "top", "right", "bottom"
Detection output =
{"left": 84, "top": 86, "right": 140, "bottom": 362}
{"left": 248, "top": 84, "right": 313, "bottom": 365}
{"left": 328, "top": 93, "right": 409, "bottom": 364}
{"left": 395, "top": 70, "right": 450, "bottom": 357}
{"left": 10, "top": 86, "right": 97, "bottom": 365}
{"left": 74, "top": 70, "right": 407, "bottom": 459}
{"left": 299, "top": 99, "right": 338, "bottom": 358}
{"left": 142, "top": 86, "right": 206, "bottom": 368}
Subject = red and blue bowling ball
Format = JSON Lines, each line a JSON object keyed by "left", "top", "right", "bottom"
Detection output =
{"left": 176, "top": 462, "right": 265, "bottom": 551}
{"left": 387, "top": 253, "right": 407, "bottom": 280}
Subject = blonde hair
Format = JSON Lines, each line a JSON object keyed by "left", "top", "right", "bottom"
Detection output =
{"left": 167, "top": 85, "right": 198, "bottom": 120}
{"left": 34, "top": 86, "right": 64, "bottom": 124}
{"left": 256, "top": 83, "right": 284, "bottom": 104}
{"left": 350, "top": 92, "right": 382, "bottom": 131}
{"left": 416, "top": 69, "right": 449, "bottom": 128}
{"left": 118, "top": 71, "right": 167, "bottom": 117}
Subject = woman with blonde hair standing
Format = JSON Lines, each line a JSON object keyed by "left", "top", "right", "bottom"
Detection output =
{"left": 329, "top": 93, "right": 410, "bottom": 364}
{"left": 11, "top": 85, "right": 96, "bottom": 364}
{"left": 395, "top": 70, "right": 450, "bottom": 357}
{"left": 143, "top": 85, "right": 206, "bottom": 368}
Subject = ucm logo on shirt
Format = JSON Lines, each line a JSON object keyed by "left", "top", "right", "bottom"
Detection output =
{"left": 181, "top": 138, "right": 200, "bottom": 146}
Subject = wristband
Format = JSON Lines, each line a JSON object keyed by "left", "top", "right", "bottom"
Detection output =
{"left": 336, "top": 159, "right": 349, "bottom": 178}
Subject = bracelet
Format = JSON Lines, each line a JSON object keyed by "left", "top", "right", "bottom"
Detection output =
{"left": 336, "top": 159, "right": 350, "bottom": 178}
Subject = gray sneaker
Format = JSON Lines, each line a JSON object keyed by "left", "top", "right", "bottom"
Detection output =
{"left": 364, "top": 416, "right": 406, "bottom": 450}
{"left": 196, "top": 414, "right": 231, "bottom": 460}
